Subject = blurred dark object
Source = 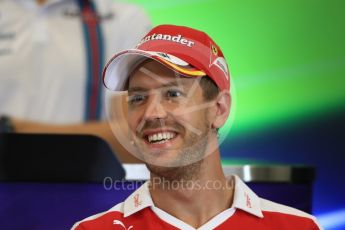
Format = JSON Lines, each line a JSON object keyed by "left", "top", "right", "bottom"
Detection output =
{"left": 0, "top": 116, "right": 15, "bottom": 133}
{"left": 0, "top": 133, "right": 125, "bottom": 182}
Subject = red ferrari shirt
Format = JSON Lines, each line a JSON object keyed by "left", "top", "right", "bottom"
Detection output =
{"left": 72, "top": 175, "right": 322, "bottom": 230}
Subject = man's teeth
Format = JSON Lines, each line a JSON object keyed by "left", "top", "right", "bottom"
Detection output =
{"left": 147, "top": 132, "right": 175, "bottom": 143}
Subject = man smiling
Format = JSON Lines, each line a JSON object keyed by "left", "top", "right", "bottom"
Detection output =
{"left": 126, "top": 60, "right": 219, "bottom": 170}
{"left": 72, "top": 25, "right": 321, "bottom": 230}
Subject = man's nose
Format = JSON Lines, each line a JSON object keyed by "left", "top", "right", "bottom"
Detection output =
{"left": 143, "top": 93, "right": 167, "bottom": 120}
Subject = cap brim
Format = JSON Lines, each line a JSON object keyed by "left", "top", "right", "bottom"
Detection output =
{"left": 103, "top": 49, "right": 206, "bottom": 91}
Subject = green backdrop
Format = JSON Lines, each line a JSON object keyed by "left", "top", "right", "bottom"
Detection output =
{"left": 123, "top": 0, "right": 345, "bottom": 136}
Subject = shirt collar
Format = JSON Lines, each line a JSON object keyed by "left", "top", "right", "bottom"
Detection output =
{"left": 123, "top": 181, "right": 154, "bottom": 217}
{"left": 123, "top": 175, "right": 264, "bottom": 218}
{"left": 231, "top": 175, "right": 264, "bottom": 218}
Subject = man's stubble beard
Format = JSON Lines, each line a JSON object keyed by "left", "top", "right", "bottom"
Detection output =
{"left": 146, "top": 120, "right": 212, "bottom": 182}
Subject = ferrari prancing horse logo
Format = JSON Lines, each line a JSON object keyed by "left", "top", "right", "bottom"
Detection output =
{"left": 211, "top": 44, "right": 218, "bottom": 56}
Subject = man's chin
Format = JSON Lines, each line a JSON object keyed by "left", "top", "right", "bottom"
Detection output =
{"left": 142, "top": 152, "right": 182, "bottom": 168}
{"left": 135, "top": 143, "right": 208, "bottom": 168}
{"left": 133, "top": 143, "right": 182, "bottom": 166}
{"left": 146, "top": 159, "right": 203, "bottom": 181}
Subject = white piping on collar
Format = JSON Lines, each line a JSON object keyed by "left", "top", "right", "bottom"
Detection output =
{"left": 151, "top": 206, "right": 237, "bottom": 230}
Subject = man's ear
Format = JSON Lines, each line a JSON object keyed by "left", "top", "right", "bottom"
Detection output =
{"left": 212, "top": 90, "right": 231, "bottom": 129}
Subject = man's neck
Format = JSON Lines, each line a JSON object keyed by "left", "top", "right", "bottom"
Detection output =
{"left": 149, "top": 152, "right": 234, "bottom": 228}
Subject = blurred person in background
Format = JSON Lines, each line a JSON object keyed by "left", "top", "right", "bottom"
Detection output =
{"left": 0, "top": 0, "right": 151, "bottom": 162}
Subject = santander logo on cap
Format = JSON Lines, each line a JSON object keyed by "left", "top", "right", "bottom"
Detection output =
{"left": 137, "top": 33, "right": 196, "bottom": 48}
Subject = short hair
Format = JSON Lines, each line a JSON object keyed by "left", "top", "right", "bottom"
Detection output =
{"left": 199, "top": 76, "right": 220, "bottom": 134}
{"left": 199, "top": 76, "right": 219, "bottom": 101}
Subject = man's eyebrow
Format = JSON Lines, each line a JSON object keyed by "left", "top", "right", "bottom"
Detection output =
{"left": 128, "top": 81, "right": 185, "bottom": 93}
{"left": 161, "top": 81, "right": 184, "bottom": 88}
{"left": 128, "top": 86, "right": 148, "bottom": 93}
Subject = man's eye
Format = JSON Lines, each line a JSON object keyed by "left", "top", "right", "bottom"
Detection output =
{"left": 128, "top": 95, "right": 145, "bottom": 104}
{"left": 166, "top": 90, "right": 182, "bottom": 98}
